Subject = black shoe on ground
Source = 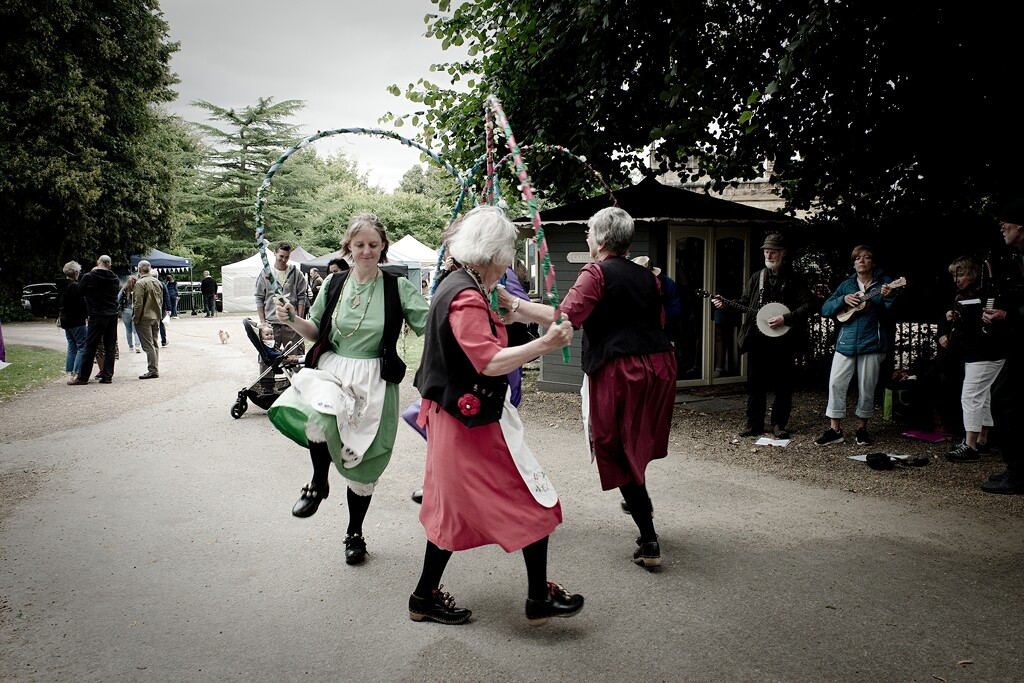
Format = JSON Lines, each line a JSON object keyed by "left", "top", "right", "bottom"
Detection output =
{"left": 770, "top": 424, "right": 790, "bottom": 439}
{"left": 409, "top": 586, "right": 472, "bottom": 624}
{"left": 738, "top": 424, "right": 764, "bottom": 437}
{"left": 98, "top": 377, "right": 112, "bottom": 384}
{"left": 855, "top": 428, "right": 872, "bottom": 446}
{"left": 977, "top": 442, "right": 998, "bottom": 457}
{"left": 633, "top": 536, "right": 662, "bottom": 569}
{"left": 138, "top": 372, "right": 159, "bottom": 379}
{"left": 411, "top": 489, "right": 423, "bottom": 504}
{"left": 344, "top": 533, "right": 367, "bottom": 564}
{"left": 945, "top": 441, "right": 981, "bottom": 463}
{"left": 525, "top": 582, "right": 584, "bottom": 626}
{"left": 980, "top": 474, "right": 1024, "bottom": 495}
{"left": 814, "top": 428, "right": 844, "bottom": 446}
{"left": 988, "top": 470, "right": 1008, "bottom": 483}
{"left": 291, "top": 481, "right": 329, "bottom": 517}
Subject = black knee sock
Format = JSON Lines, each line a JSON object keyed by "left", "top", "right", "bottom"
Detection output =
{"left": 414, "top": 541, "right": 453, "bottom": 597}
{"left": 346, "top": 487, "right": 372, "bottom": 536}
{"left": 521, "top": 536, "right": 549, "bottom": 601}
{"left": 620, "top": 482, "right": 657, "bottom": 542}
{"left": 309, "top": 442, "right": 332, "bottom": 487}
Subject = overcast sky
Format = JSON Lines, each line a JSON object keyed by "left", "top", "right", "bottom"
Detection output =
{"left": 159, "top": 0, "right": 464, "bottom": 191}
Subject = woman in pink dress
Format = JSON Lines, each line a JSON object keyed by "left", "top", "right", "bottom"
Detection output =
{"left": 410, "top": 205, "right": 583, "bottom": 627}
{"left": 522, "top": 206, "right": 676, "bottom": 569}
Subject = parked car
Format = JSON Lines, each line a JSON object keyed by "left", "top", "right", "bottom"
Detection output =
{"left": 175, "top": 281, "right": 223, "bottom": 313}
{"left": 21, "top": 282, "right": 60, "bottom": 317}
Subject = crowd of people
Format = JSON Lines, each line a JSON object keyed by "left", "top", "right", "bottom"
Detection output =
{"left": 48, "top": 197, "right": 1023, "bottom": 629}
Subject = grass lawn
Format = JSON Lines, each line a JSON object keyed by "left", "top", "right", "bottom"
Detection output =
{"left": 0, "top": 346, "right": 66, "bottom": 402}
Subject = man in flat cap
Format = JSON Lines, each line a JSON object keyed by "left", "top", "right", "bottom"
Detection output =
{"left": 713, "top": 232, "right": 817, "bottom": 438}
{"left": 979, "top": 200, "right": 1024, "bottom": 494}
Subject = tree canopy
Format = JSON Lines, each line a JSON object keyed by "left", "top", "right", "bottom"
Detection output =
{"left": 387, "top": 1, "right": 1024, "bottom": 231}
{"left": 0, "top": 0, "right": 182, "bottom": 292}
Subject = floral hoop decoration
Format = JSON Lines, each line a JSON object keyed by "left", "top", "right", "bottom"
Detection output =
{"left": 253, "top": 126, "right": 465, "bottom": 306}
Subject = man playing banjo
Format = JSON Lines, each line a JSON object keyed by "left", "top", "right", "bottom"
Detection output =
{"left": 712, "top": 233, "right": 817, "bottom": 438}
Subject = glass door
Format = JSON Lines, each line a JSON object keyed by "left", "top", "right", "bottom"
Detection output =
{"left": 668, "top": 226, "right": 749, "bottom": 385}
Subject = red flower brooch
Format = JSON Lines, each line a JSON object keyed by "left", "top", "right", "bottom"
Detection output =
{"left": 458, "top": 393, "right": 481, "bottom": 416}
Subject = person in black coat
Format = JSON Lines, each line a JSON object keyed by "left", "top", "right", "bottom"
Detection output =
{"left": 69, "top": 255, "right": 121, "bottom": 385}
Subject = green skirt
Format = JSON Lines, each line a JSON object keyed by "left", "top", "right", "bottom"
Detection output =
{"left": 267, "top": 381, "right": 400, "bottom": 485}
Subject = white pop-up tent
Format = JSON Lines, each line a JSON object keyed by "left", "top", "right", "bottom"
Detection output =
{"left": 220, "top": 245, "right": 314, "bottom": 314}
{"left": 388, "top": 235, "right": 438, "bottom": 266}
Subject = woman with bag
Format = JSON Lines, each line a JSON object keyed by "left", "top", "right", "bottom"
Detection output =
{"left": 408, "top": 205, "right": 582, "bottom": 627}
{"left": 117, "top": 276, "right": 142, "bottom": 354}
{"left": 267, "top": 213, "right": 429, "bottom": 565}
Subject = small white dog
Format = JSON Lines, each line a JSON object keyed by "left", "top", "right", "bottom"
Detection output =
{"left": 218, "top": 330, "right": 230, "bottom": 344}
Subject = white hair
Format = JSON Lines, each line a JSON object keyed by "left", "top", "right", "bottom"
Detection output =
{"left": 137, "top": 260, "right": 152, "bottom": 274}
{"left": 62, "top": 261, "right": 81, "bottom": 278}
{"left": 446, "top": 206, "right": 517, "bottom": 268}
{"left": 588, "top": 206, "right": 635, "bottom": 255}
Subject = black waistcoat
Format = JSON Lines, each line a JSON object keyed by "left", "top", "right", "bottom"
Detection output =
{"left": 414, "top": 269, "right": 507, "bottom": 427}
{"left": 581, "top": 257, "right": 673, "bottom": 374}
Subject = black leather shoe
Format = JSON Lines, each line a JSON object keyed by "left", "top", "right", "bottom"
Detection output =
{"left": 633, "top": 536, "right": 662, "bottom": 569}
{"left": 770, "top": 424, "right": 790, "bottom": 439}
{"left": 138, "top": 372, "right": 159, "bottom": 379}
{"left": 981, "top": 475, "right": 1024, "bottom": 495}
{"left": 344, "top": 533, "right": 367, "bottom": 564}
{"left": 409, "top": 586, "right": 472, "bottom": 625}
{"left": 99, "top": 377, "right": 112, "bottom": 384}
{"left": 411, "top": 489, "right": 423, "bottom": 504}
{"left": 291, "top": 481, "right": 329, "bottom": 518}
{"left": 525, "top": 582, "right": 584, "bottom": 626}
{"left": 738, "top": 424, "right": 764, "bottom": 437}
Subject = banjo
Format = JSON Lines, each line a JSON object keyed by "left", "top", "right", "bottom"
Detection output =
{"left": 696, "top": 290, "right": 790, "bottom": 337}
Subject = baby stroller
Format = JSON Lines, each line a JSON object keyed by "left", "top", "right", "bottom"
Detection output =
{"left": 231, "top": 317, "right": 305, "bottom": 419}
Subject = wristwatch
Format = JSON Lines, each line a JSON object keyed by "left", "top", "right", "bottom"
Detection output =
{"left": 510, "top": 297, "right": 521, "bottom": 313}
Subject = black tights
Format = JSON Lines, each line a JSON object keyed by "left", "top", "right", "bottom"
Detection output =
{"left": 308, "top": 442, "right": 372, "bottom": 536}
{"left": 620, "top": 481, "right": 657, "bottom": 542}
{"left": 413, "top": 537, "right": 550, "bottom": 601}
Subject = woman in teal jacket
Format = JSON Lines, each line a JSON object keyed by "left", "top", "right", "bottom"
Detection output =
{"left": 814, "top": 245, "right": 898, "bottom": 447}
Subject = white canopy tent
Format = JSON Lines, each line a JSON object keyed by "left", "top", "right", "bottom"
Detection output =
{"left": 220, "top": 245, "right": 314, "bottom": 314}
{"left": 388, "top": 235, "right": 438, "bottom": 266}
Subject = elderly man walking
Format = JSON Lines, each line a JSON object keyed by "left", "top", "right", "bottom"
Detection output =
{"left": 133, "top": 260, "right": 164, "bottom": 379}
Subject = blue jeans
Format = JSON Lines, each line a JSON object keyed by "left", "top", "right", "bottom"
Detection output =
{"left": 65, "top": 325, "right": 87, "bottom": 374}
{"left": 121, "top": 309, "right": 140, "bottom": 348}
{"left": 169, "top": 294, "right": 178, "bottom": 317}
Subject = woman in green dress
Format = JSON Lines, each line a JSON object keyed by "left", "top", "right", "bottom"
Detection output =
{"left": 268, "top": 213, "right": 429, "bottom": 564}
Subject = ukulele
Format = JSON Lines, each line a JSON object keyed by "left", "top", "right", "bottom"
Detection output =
{"left": 696, "top": 290, "right": 790, "bottom": 337}
{"left": 834, "top": 277, "right": 906, "bottom": 323}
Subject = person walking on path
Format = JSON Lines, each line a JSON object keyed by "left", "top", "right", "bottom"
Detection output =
{"left": 255, "top": 243, "right": 306, "bottom": 391}
{"left": 68, "top": 255, "right": 120, "bottom": 385}
{"left": 133, "top": 260, "right": 164, "bottom": 380}
{"left": 409, "top": 205, "right": 582, "bottom": 627}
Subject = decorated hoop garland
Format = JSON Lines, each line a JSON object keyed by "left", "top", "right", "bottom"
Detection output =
{"left": 252, "top": 102, "right": 619, "bottom": 366}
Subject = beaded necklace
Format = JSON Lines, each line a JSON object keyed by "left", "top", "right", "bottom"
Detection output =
{"left": 335, "top": 270, "right": 378, "bottom": 339}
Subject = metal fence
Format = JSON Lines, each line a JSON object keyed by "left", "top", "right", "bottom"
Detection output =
{"left": 796, "top": 315, "right": 939, "bottom": 383}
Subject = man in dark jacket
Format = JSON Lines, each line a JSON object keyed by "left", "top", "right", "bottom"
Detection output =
{"left": 200, "top": 271, "right": 218, "bottom": 317}
{"left": 69, "top": 254, "right": 121, "bottom": 385}
{"left": 712, "top": 233, "right": 817, "bottom": 438}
